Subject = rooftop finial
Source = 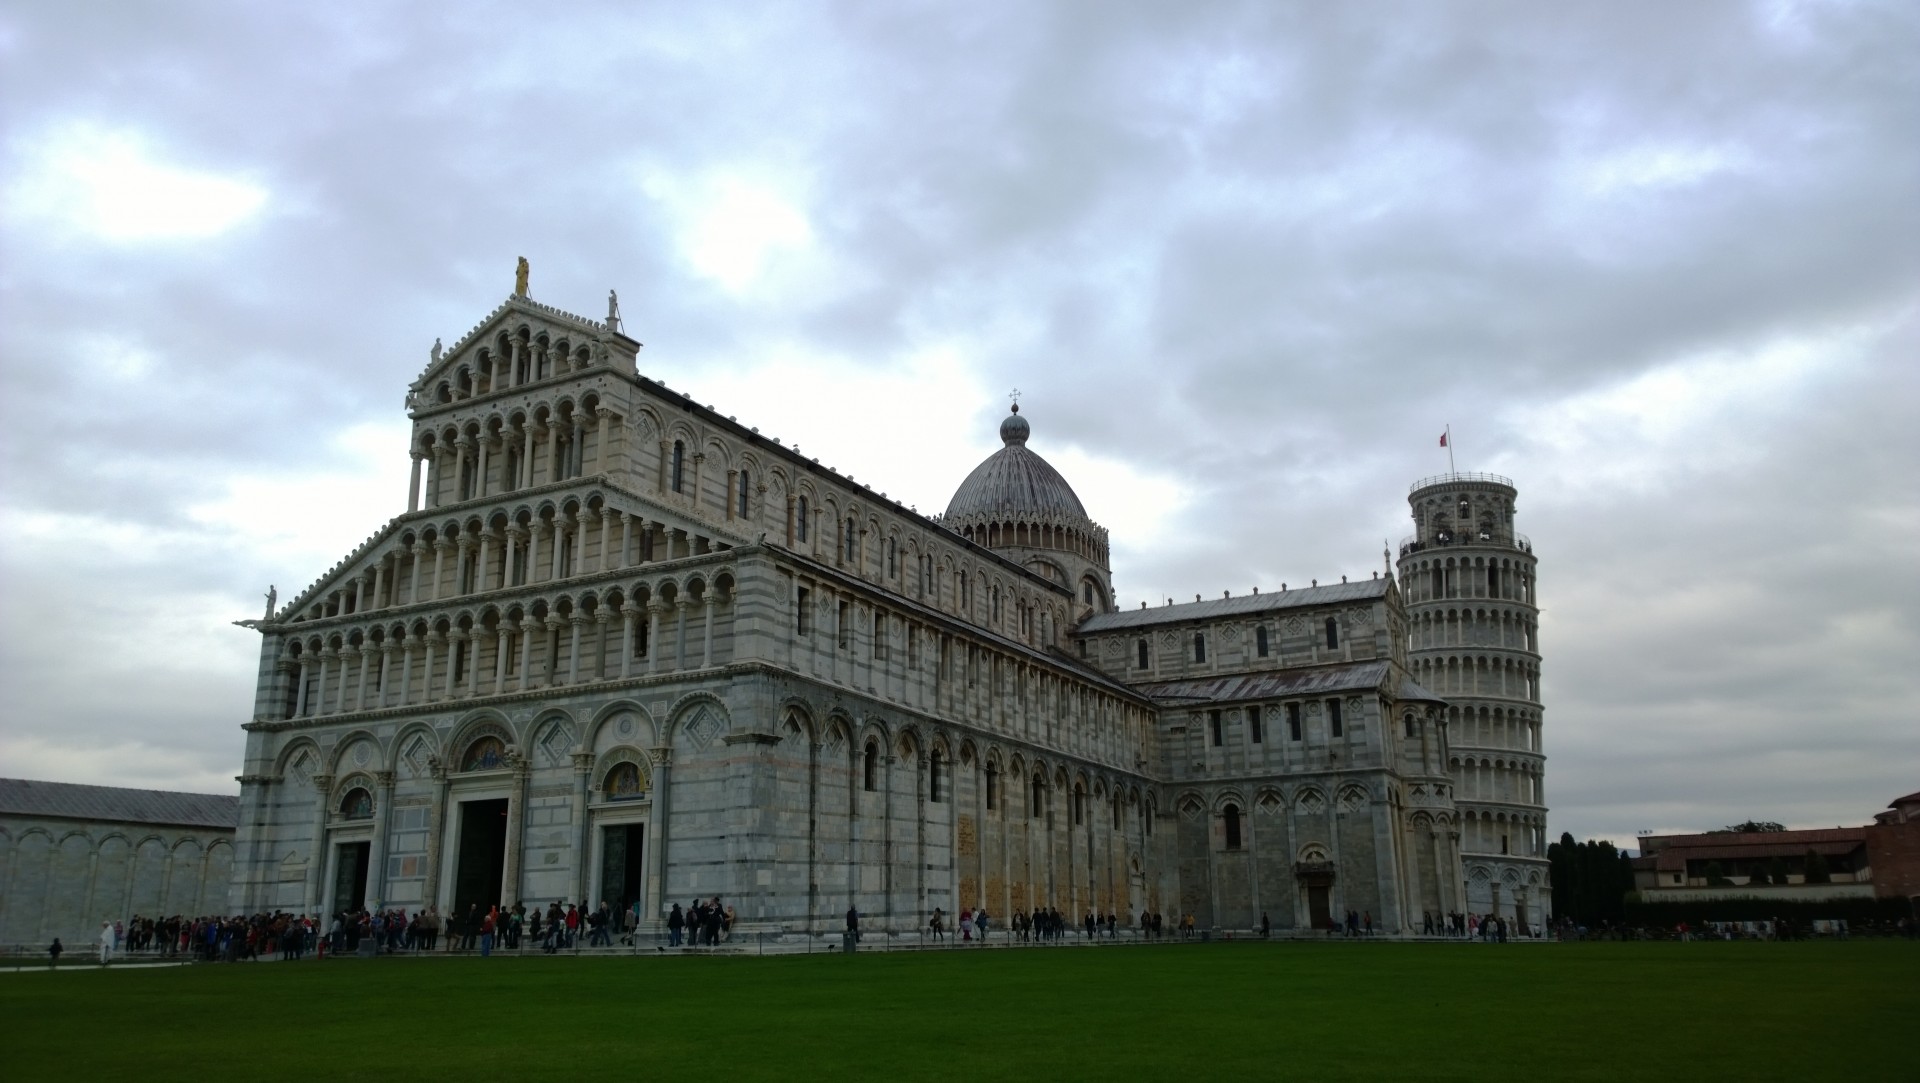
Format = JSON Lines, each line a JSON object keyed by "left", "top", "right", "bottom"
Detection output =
{"left": 514, "top": 256, "right": 530, "bottom": 297}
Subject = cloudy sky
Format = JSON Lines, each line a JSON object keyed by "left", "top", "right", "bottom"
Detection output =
{"left": 2, "top": 1, "right": 1914, "bottom": 845}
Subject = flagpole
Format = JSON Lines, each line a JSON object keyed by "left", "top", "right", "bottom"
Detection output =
{"left": 1446, "top": 424, "right": 1455, "bottom": 474}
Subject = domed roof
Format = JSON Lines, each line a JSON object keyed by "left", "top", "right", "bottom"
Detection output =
{"left": 944, "top": 405, "right": 1090, "bottom": 522}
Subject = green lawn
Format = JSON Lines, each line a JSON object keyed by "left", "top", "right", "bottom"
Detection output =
{"left": 4, "top": 941, "right": 1911, "bottom": 1081}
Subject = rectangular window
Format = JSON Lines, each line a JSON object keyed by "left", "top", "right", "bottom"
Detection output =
{"left": 1287, "top": 702, "right": 1302, "bottom": 742}
{"left": 1256, "top": 626, "right": 1269, "bottom": 657}
{"left": 1209, "top": 710, "right": 1223, "bottom": 747}
{"left": 796, "top": 587, "right": 812, "bottom": 635}
{"left": 1325, "top": 617, "right": 1339, "bottom": 650}
{"left": 907, "top": 626, "right": 919, "bottom": 668}
{"left": 872, "top": 611, "right": 887, "bottom": 660}
{"left": 837, "top": 601, "right": 850, "bottom": 650}
{"left": 1193, "top": 632, "right": 1207, "bottom": 663}
{"left": 1328, "top": 698, "right": 1344, "bottom": 737}
{"left": 1249, "top": 705, "right": 1263, "bottom": 743}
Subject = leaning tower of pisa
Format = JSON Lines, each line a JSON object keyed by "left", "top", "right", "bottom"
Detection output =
{"left": 1396, "top": 472, "right": 1550, "bottom": 928}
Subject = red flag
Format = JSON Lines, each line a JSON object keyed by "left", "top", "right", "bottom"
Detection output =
{"left": 1438, "top": 432, "right": 1448, "bottom": 447}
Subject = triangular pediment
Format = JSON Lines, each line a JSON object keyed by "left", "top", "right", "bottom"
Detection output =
{"left": 408, "top": 294, "right": 639, "bottom": 399}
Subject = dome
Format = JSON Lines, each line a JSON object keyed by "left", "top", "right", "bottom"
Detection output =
{"left": 944, "top": 405, "right": 1090, "bottom": 521}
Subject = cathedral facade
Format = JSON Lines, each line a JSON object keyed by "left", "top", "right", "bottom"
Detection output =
{"left": 228, "top": 288, "right": 1548, "bottom": 934}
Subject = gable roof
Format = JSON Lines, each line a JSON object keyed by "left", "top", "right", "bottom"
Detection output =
{"left": 410, "top": 294, "right": 621, "bottom": 393}
{"left": 1078, "top": 578, "right": 1391, "bottom": 634}
{"left": 1135, "top": 660, "right": 1400, "bottom": 704}
{"left": 0, "top": 778, "right": 238, "bottom": 830}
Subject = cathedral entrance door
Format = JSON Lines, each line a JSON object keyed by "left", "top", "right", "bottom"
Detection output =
{"left": 1306, "top": 885, "right": 1332, "bottom": 931}
{"left": 599, "top": 824, "right": 646, "bottom": 923}
{"left": 331, "top": 842, "right": 370, "bottom": 915}
{"left": 453, "top": 799, "right": 509, "bottom": 917}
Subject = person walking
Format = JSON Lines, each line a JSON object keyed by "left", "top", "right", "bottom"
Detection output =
{"left": 478, "top": 908, "right": 496, "bottom": 957}
{"left": 98, "top": 921, "right": 115, "bottom": 965}
{"left": 929, "top": 908, "right": 945, "bottom": 943}
{"left": 668, "top": 903, "right": 685, "bottom": 947}
{"left": 49, "top": 937, "right": 63, "bottom": 969}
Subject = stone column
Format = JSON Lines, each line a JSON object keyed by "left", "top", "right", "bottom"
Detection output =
{"left": 511, "top": 340, "right": 527, "bottom": 388}
{"left": 701, "top": 595, "right": 716, "bottom": 668}
{"left": 292, "top": 658, "right": 311, "bottom": 717}
{"left": 379, "top": 644, "right": 399, "bottom": 707}
{"left": 475, "top": 436, "right": 491, "bottom": 499}
{"left": 464, "top": 630, "right": 482, "bottom": 698}
{"left": 594, "top": 611, "right": 612, "bottom": 681}
{"left": 645, "top": 748, "right": 672, "bottom": 925}
{"left": 436, "top": 631, "right": 457, "bottom": 701}
{"left": 620, "top": 606, "right": 637, "bottom": 679}
{"left": 477, "top": 531, "right": 494, "bottom": 593}
{"left": 430, "top": 539, "right": 451, "bottom": 602}
{"left": 454, "top": 437, "right": 471, "bottom": 502}
{"left": 313, "top": 649, "right": 334, "bottom": 716}
{"left": 571, "top": 752, "right": 594, "bottom": 903}
{"left": 368, "top": 771, "right": 396, "bottom": 905}
{"left": 502, "top": 528, "right": 521, "bottom": 589}
{"left": 571, "top": 514, "right": 587, "bottom": 576}
{"left": 408, "top": 452, "right": 424, "bottom": 512}
{"left": 646, "top": 602, "right": 664, "bottom": 676}
{"left": 504, "top": 756, "right": 531, "bottom": 908}
{"left": 529, "top": 523, "right": 547, "bottom": 586}
{"left": 546, "top": 422, "right": 562, "bottom": 485}
{"left": 674, "top": 598, "right": 692, "bottom": 671}
{"left": 521, "top": 423, "right": 536, "bottom": 487}
{"left": 493, "top": 628, "right": 511, "bottom": 692}
{"left": 304, "top": 773, "right": 334, "bottom": 917}
{"left": 551, "top": 519, "right": 567, "bottom": 580}
{"left": 519, "top": 619, "right": 539, "bottom": 691}
{"left": 456, "top": 537, "right": 476, "bottom": 596}
{"left": 571, "top": 418, "right": 588, "bottom": 479}
{"left": 422, "top": 760, "right": 450, "bottom": 911}
{"left": 354, "top": 645, "right": 373, "bottom": 711}
{"left": 566, "top": 615, "right": 585, "bottom": 685}
{"left": 612, "top": 513, "right": 631, "bottom": 571}
{"left": 595, "top": 408, "right": 612, "bottom": 476}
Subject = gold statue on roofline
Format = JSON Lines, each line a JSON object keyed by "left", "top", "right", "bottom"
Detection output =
{"left": 515, "top": 256, "right": 529, "bottom": 297}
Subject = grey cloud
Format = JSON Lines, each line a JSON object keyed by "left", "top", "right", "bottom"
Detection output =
{"left": 1, "top": 0, "right": 1914, "bottom": 844}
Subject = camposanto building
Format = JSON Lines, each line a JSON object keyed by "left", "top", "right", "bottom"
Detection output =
{"left": 228, "top": 283, "right": 1549, "bottom": 934}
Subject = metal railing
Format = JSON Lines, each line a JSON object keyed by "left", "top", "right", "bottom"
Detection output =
{"left": 1398, "top": 532, "right": 1532, "bottom": 558}
{"left": 1409, "top": 472, "right": 1515, "bottom": 493}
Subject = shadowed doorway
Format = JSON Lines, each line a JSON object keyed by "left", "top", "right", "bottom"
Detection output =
{"left": 453, "top": 799, "right": 509, "bottom": 919}
{"left": 600, "top": 824, "right": 646, "bottom": 922}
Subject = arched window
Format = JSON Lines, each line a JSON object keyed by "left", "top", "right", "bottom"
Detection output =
{"left": 462, "top": 736, "right": 506, "bottom": 771}
{"left": 796, "top": 495, "right": 810, "bottom": 542}
{"left": 1032, "top": 776, "right": 1047, "bottom": 819}
{"left": 1324, "top": 617, "right": 1339, "bottom": 650}
{"left": 985, "top": 762, "right": 999, "bottom": 810}
{"left": 1073, "top": 787, "right": 1086, "bottom": 826}
{"left": 1256, "top": 625, "right": 1269, "bottom": 657}
{"left": 863, "top": 741, "right": 878, "bottom": 792}
{"left": 1193, "top": 632, "right": 1207, "bottom": 663}
{"left": 886, "top": 538, "right": 897, "bottom": 578}
{"left": 929, "top": 748, "right": 944, "bottom": 803}
{"left": 1223, "top": 804, "right": 1242, "bottom": 849}
{"left": 1404, "top": 714, "right": 1418, "bottom": 739}
{"left": 844, "top": 516, "right": 857, "bottom": 562}
{"left": 671, "top": 440, "right": 686, "bottom": 494}
{"left": 736, "top": 470, "right": 750, "bottom": 518}
{"left": 604, "top": 762, "right": 646, "bottom": 800}
{"left": 339, "top": 787, "right": 373, "bottom": 820}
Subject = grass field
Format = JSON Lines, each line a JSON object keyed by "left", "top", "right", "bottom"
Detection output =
{"left": 4, "top": 940, "right": 1912, "bottom": 1081}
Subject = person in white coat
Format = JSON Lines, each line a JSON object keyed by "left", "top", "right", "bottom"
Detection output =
{"left": 99, "top": 921, "right": 115, "bottom": 965}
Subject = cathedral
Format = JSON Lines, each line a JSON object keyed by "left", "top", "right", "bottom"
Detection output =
{"left": 228, "top": 282, "right": 1549, "bottom": 934}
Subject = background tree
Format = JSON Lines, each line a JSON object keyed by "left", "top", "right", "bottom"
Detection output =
{"left": 1548, "top": 834, "right": 1634, "bottom": 924}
